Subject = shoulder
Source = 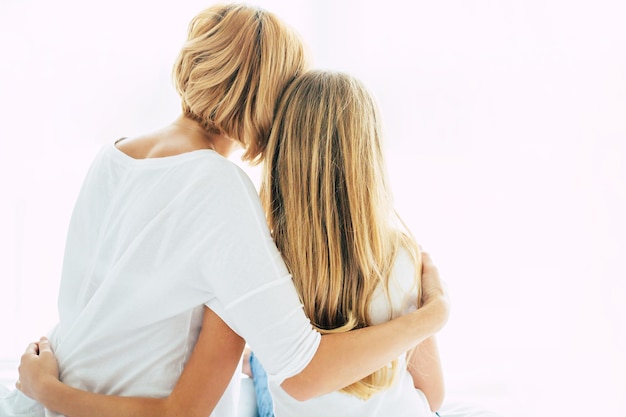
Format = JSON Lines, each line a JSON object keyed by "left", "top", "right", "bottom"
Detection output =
{"left": 192, "top": 155, "right": 258, "bottom": 198}
{"left": 182, "top": 156, "right": 267, "bottom": 228}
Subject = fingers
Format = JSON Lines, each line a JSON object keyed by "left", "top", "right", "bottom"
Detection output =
{"left": 421, "top": 251, "right": 436, "bottom": 268}
{"left": 38, "top": 337, "right": 53, "bottom": 355}
{"left": 22, "top": 336, "right": 51, "bottom": 357}
{"left": 421, "top": 253, "right": 440, "bottom": 280}
{"left": 419, "top": 250, "right": 445, "bottom": 295}
{"left": 23, "top": 342, "right": 39, "bottom": 355}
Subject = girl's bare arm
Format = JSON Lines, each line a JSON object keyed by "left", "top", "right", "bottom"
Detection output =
{"left": 407, "top": 335, "right": 445, "bottom": 411}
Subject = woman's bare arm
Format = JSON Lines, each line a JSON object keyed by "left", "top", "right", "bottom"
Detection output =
{"left": 18, "top": 306, "right": 245, "bottom": 417}
{"left": 407, "top": 336, "right": 445, "bottom": 411}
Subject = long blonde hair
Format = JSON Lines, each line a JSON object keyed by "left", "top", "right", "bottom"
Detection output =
{"left": 261, "top": 71, "right": 422, "bottom": 400}
{"left": 173, "top": 3, "right": 308, "bottom": 163}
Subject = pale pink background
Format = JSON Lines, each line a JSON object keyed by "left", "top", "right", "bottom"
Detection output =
{"left": 1, "top": 1, "right": 624, "bottom": 416}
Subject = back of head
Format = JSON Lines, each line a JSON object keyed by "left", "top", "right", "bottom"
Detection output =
{"left": 262, "top": 70, "right": 421, "bottom": 399}
{"left": 173, "top": 3, "right": 308, "bottom": 163}
{"left": 262, "top": 71, "right": 392, "bottom": 253}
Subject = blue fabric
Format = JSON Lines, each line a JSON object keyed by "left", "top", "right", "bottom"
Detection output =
{"left": 250, "top": 352, "right": 275, "bottom": 417}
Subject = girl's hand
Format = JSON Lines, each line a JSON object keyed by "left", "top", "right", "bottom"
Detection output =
{"left": 16, "top": 337, "right": 60, "bottom": 402}
{"left": 420, "top": 252, "right": 450, "bottom": 321}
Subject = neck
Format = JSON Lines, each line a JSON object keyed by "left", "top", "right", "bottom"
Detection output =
{"left": 172, "top": 116, "right": 240, "bottom": 158}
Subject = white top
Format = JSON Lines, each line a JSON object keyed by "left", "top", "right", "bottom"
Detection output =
{"left": 269, "top": 248, "right": 435, "bottom": 417}
{"left": 0, "top": 143, "right": 320, "bottom": 417}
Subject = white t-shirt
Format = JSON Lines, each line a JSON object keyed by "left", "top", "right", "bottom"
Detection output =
{"left": 269, "top": 248, "right": 435, "bottom": 417}
{"left": 0, "top": 143, "right": 320, "bottom": 417}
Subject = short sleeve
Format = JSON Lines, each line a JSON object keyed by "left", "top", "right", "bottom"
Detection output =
{"left": 199, "top": 164, "right": 320, "bottom": 383}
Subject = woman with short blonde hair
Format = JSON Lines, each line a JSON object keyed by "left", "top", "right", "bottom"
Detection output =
{"left": 173, "top": 3, "right": 308, "bottom": 163}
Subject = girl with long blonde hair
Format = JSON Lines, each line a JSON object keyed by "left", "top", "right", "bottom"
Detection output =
{"left": 11, "top": 5, "right": 449, "bottom": 417}
{"left": 259, "top": 70, "right": 445, "bottom": 416}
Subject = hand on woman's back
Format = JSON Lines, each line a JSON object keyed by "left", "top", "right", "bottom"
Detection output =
{"left": 420, "top": 251, "right": 451, "bottom": 322}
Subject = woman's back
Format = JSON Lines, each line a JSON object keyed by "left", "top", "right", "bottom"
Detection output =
{"left": 49, "top": 124, "right": 320, "bottom": 416}
{"left": 53, "top": 138, "right": 239, "bottom": 400}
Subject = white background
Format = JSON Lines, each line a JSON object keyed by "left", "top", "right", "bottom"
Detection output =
{"left": 1, "top": 1, "right": 625, "bottom": 416}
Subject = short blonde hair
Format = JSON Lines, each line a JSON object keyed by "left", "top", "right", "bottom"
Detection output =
{"left": 173, "top": 3, "right": 308, "bottom": 163}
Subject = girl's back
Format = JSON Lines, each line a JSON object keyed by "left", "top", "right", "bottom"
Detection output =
{"left": 261, "top": 70, "right": 442, "bottom": 416}
{"left": 268, "top": 248, "right": 434, "bottom": 417}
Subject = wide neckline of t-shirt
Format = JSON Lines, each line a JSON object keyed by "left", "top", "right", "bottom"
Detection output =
{"left": 107, "top": 139, "right": 219, "bottom": 168}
